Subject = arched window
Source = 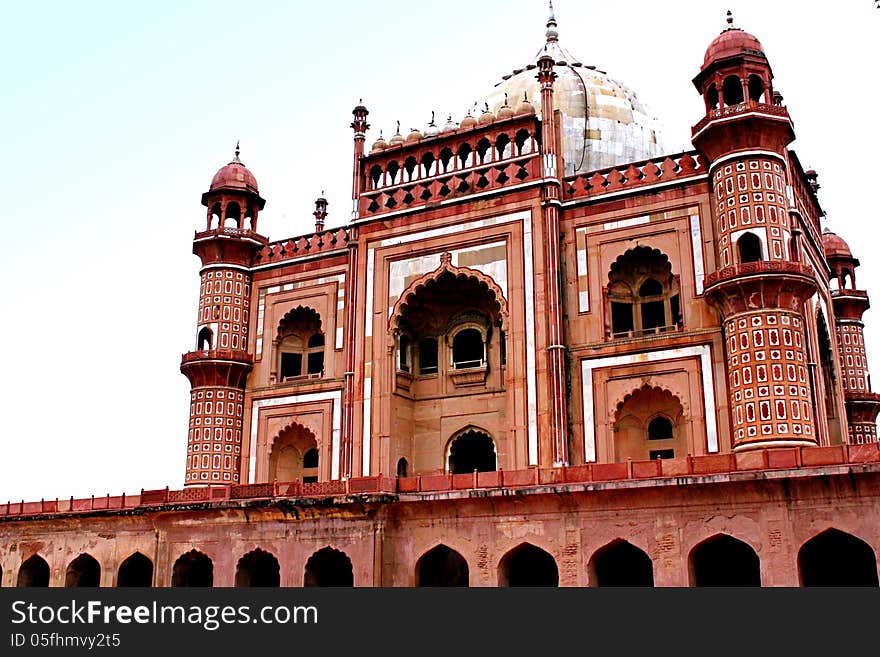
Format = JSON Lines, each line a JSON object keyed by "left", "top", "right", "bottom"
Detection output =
{"left": 737, "top": 232, "right": 763, "bottom": 264}
{"left": 748, "top": 75, "right": 765, "bottom": 103}
{"left": 224, "top": 201, "right": 241, "bottom": 229}
{"left": 495, "top": 133, "right": 512, "bottom": 160}
{"left": 117, "top": 552, "right": 153, "bottom": 587}
{"left": 514, "top": 129, "right": 532, "bottom": 156}
{"left": 397, "top": 457, "right": 409, "bottom": 478}
{"left": 476, "top": 138, "right": 491, "bottom": 165}
{"left": 421, "top": 152, "right": 435, "bottom": 178}
{"left": 303, "top": 448, "right": 319, "bottom": 483}
{"left": 269, "top": 424, "right": 319, "bottom": 483}
{"left": 386, "top": 160, "right": 400, "bottom": 186}
{"left": 457, "top": 143, "right": 472, "bottom": 169}
{"left": 607, "top": 247, "right": 682, "bottom": 338}
{"left": 65, "top": 554, "right": 100, "bottom": 587}
{"left": 404, "top": 156, "right": 417, "bottom": 182}
{"left": 17, "top": 555, "right": 49, "bottom": 587}
{"left": 452, "top": 328, "right": 484, "bottom": 369}
{"left": 197, "top": 326, "right": 213, "bottom": 351}
{"left": 369, "top": 165, "right": 382, "bottom": 190}
{"left": 722, "top": 75, "right": 744, "bottom": 105}
{"left": 398, "top": 335, "right": 412, "bottom": 372}
{"left": 706, "top": 83, "right": 719, "bottom": 110}
{"left": 439, "top": 147, "right": 453, "bottom": 173}
{"left": 448, "top": 429, "right": 496, "bottom": 474}
{"left": 647, "top": 416, "right": 673, "bottom": 441}
{"left": 275, "top": 307, "right": 324, "bottom": 382}
{"left": 304, "top": 548, "right": 353, "bottom": 587}
{"left": 306, "top": 333, "right": 324, "bottom": 375}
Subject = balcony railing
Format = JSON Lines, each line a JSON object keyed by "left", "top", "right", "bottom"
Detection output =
{"left": 703, "top": 260, "right": 814, "bottom": 288}
{"left": 2, "top": 444, "right": 878, "bottom": 519}
{"left": 180, "top": 348, "right": 254, "bottom": 365}
{"left": 193, "top": 227, "right": 269, "bottom": 244}
{"left": 691, "top": 102, "right": 790, "bottom": 135}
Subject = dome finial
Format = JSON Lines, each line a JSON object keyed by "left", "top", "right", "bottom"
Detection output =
{"left": 726, "top": 9, "right": 735, "bottom": 29}
{"left": 230, "top": 140, "right": 242, "bottom": 164}
{"left": 546, "top": 0, "right": 559, "bottom": 43}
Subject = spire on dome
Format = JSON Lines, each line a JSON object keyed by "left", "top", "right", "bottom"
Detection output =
{"left": 546, "top": 1, "right": 559, "bottom": 43}
{"left": 725, "top": 9, "right": 735, "bottom": 30}
{"left": 230, "top": 140, "right": 242, "bottom": 164}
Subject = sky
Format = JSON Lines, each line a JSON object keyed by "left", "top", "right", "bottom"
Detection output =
{"left": 1, "top": 1, "right": 878, "bottom": 502}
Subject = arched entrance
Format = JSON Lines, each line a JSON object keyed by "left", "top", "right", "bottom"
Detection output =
{"left": 268, "top": 423, "right": 319, "bottom": 483}
{"left": 689, "top": 535, "right": 760, "bottom": 586}
{"left": 614, "top": 386, "right": 687, "bottom": 462}
{"left": 498, "top": 543, "right": 558, "bottom": 587}
{"left": 65, "top": 554, "right": 100, "bottom": 587}
{"left": 799, "top": 529, "right": 878, "bottom": 586}
{"left": 416, "top": 545, "right": 469, "bottom": 587}
{"left": 304, "top": 547, "right": 353, "bottom": 587}
{"left": 589, "top": 540, "right": 654, "bottom": 587}
{"left": 117, "top": 552, "right": 153, "bottom": 587}
{"left": 235, "top": 548, "right": 281, "bottom": 587}
{"left": 448, "top": 429, "right": 496, "bottom": 474}
{"left": 172, "top": 550, "right": 213, "bottom": 587}
{"left": 17, "top": 555, "right": 49, "bottom": 587}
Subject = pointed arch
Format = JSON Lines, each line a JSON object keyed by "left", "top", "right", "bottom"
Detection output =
{"left": 235, "top": 548, "right": 281, "bottom": 587}
{"left": 304, "top": 547, "right": 353, "bottom": 587}
{"left": 689, "top": 534, "right": 760, "bottom": 586}
{"left": 416, "top": 544, "right": 469, "bottom": 587}
{"left": 17, "top": 554, "right": 49, "bottom": 587}
{"left": 172, "top": 550, "right": 213, "bottom": 587}
{"left": 498, "top": 542, "right": 558, "bottom": 587}
{"left": 589, "top": 539, "right": 654, "bottom": 587}
{"left": 389, "top": 258, "right": 509, "bottom": 335}
{"left": 268, "top": 421, "right": 319, "bottom": 483}
{"left": 799, "top": 529, "right": 878, "bottom": 586}
{"left": 446, "top": 425, "right": 497, "bottom": 474}
{"left": 117, "top": 552, "right": 153, "bottom": 587}
{"left": 606, "top": 246, "right": 681, "bottom": 338}
{"left": 613, "top": 385, "right": 687, "bottom": 462}
{"left": 65, "top": 553, "right": 100, "bottom": 587}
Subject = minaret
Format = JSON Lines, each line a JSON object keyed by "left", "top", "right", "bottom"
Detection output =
{"left": 823, "top": 228, "right": 880, "bottom": 443}
{"left": 537, "top": 3, "right": 568, "bottom": 465}
{"left": 694, "top": 16, "right": 819, "bottom": 450}
{"left": 180, "top": 144, "right": 267, "bottom": 485}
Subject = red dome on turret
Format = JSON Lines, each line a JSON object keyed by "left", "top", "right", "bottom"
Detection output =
{"left": 703, "top": 28, "right": 765, "bottom": 68}
{"left": 822, "top": 229, "right": 854, "bottom": 261}
{"left": 208, "top": 143, "right": 259, "bottom": 194}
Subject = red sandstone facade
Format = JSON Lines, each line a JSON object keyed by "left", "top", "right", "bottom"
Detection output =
{"left": 2, "top": 10, "right": 879, "bottom": 587}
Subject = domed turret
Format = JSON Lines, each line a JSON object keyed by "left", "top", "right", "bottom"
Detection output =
{"left": 424, "top": 112, "right": 441, "bottom": 137}
{"left": 703, "top": 23, "right": 765, "bottom": 68}
{"left": 496, "top": 94, "right": 515, "bottom": 120}
{"left": 209, "top": 143, "right": 259, "bottom": 194}
{"left": 371, "top": 130, "right": 387, "bottom": 152}
{"left": 406, "top": 127, "right": 423, "bottom": 143}
{"left": 459, "top": 109, "right": 477, "bottom": 130}
{"left": 515, "top": 92, "right": 536, "bottom": 115}
{"left": 389, "top": 122, "right": 405, "bottom": 146}
{"left": 443, "top": 114, "right": 458, "bottom": 132}
{"left": 478, "top": 103, "right": 495, "bottom": 125}
{"left": 823, "top": 229, "right": 855, "bottom": 262}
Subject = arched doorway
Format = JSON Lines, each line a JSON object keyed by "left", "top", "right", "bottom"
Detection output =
{"left": 235, "top": 548, "right": 281, "bottom": 587}
{"left": 17, "top": 555, "right": 50, "bottom": 587}
{"left": 690, "top": 535, "right": 761, "bottom": 586}
{"left": 416, "top": 545, "right": 469, "bottom": 587}
{"left": 65, "top": 554, "right": 101, "bottom": 587}
{"left": 448, "top": 429, "right": 496, "bottom": 474}
{"left": 799, "top": 529, "right": 878, "bottom": 586}
{"left": 606, "top": 246, "right": 682, "bottom": 338}
{"left": 304, "top": 547, "right": 353, "bottom": 587}
{"left": 589, "top": 540, "right": 654, "bottom": 587}
{"left": 614, "top": 386, "right": 687, "bottom": 462}
{"left": 498, "top": 543, "right": 558, "bottom": 587}
{"left": 171, "top": 550, "right": 213, "bottom": 587}
{"left": 117, "top": 552, "right": 153, "bottom": 587}
{"left": 268, "top": 423, "right": 319, "bottom": 483}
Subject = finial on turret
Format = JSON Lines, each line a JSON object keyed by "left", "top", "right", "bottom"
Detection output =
{"left": 546, "top": 0, "right": 559, "bottom": 43}
{"left": 726, "top": 9, "right": 735, "bottom": 29}
{"left": 230, "top": 140, "right": 242, "bottom": 164}
{"left": 314, "top": 192, "right": 328, "bottom": 233}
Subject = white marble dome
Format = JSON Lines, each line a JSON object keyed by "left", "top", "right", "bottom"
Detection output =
{"left": 481, "top": 14, "right": 665, "bottom": 176}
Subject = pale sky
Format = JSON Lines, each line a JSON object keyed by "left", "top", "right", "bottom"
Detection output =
{"left": 1, "top": 1, "right": 878, "bottom": 501}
